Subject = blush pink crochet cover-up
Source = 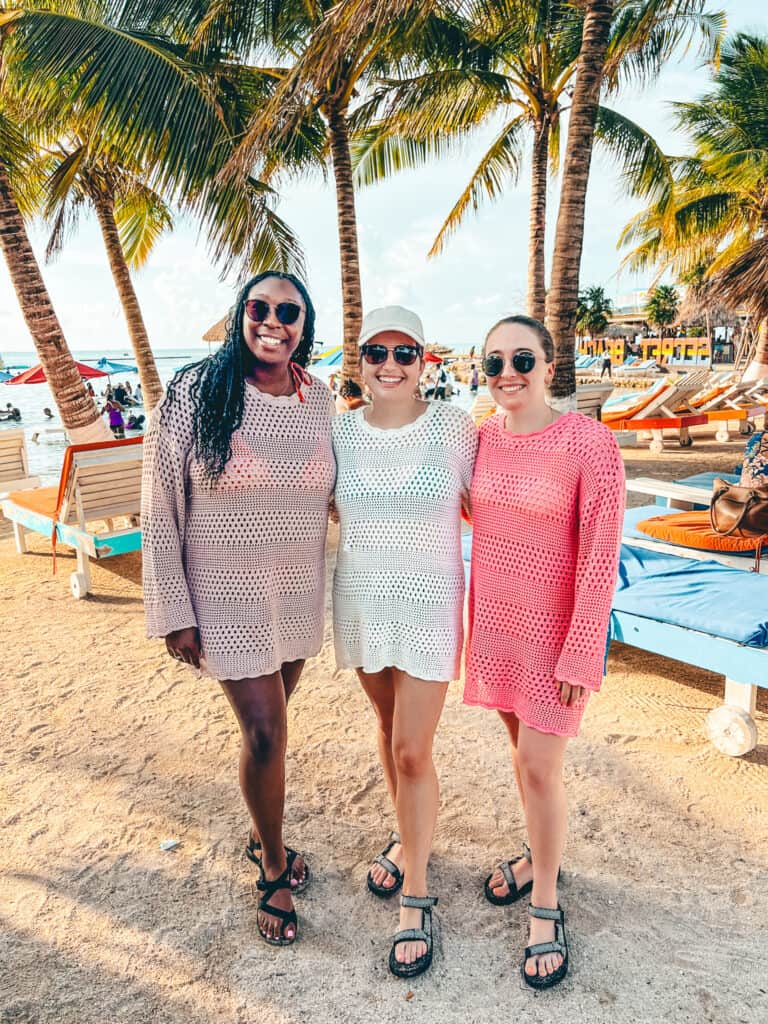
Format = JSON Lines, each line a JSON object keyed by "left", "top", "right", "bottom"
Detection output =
{"left": 141, "top": 373, "right": 335, "bottom": 681}
{"left": 464, "top": 412, "right": 625, "bottom": 736}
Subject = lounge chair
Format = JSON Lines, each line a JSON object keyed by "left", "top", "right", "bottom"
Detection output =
{"left": 614, "top": 358, "right": 659, "bottom": 376}
{"left": 0, "top": 429, "right": 40, "bottom": 497}
{"left": 603, "top": 368, "right": 711, "bottom": 452}
{"left": 1, "top": 437, "right": 143, "bottom": 599}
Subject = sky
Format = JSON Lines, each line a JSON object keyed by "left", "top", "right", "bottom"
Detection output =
{"left": 1, "top": 1, "right": 765, "bottom": 355}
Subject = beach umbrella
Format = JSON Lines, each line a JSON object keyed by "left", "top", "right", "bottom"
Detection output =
{"left": 4, "top": 361, "right": 108, "bottom": 384}
{"left": 0, "top": 370, "right": 12, "bottom": 382}
{"left": 314, "top": 346, "right": 344, "bottom": 367}
{"left": 89, "top": 357, "right": 138, "bottom": 374}
{"left": 423, "top": 351, "right": 442, "bottom": 364}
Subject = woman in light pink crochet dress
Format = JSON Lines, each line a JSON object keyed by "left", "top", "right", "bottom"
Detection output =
{"left": 465, "top": 315, "right": 624, "bottom": 989}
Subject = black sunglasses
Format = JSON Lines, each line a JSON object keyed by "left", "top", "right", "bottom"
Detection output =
{"left": 482, "top": 350, "right": 537, "bottom": 377}
{"left": 244, "top": 299, "right": 303, "bottom": 325}
{"left": 361, "top": 343, "right": 422, "bottom": 367}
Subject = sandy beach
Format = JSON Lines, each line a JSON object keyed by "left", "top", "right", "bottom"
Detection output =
{"left": 2, "top": 432, "right": 767, "bottom": 1024}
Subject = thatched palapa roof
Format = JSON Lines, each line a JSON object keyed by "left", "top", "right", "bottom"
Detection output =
{"left": 707, "top": 238, "right": 768, "bottom": 320}
{"left": 202, "top": 316, "right": 229, "bottom": 343}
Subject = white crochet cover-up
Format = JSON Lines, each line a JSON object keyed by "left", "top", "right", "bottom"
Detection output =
{"left": 332, "top": 402, "right": 478, "bottom": 681}
{"left": 141, "top": 372, "right": 335, "bottom": 681}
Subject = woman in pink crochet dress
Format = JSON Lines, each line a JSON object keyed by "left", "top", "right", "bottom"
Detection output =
{"left": 465, "top": 315, "right": 624, "bottom": 989}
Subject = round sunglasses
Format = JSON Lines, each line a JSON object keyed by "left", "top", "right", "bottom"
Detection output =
{"left": 482, "top": 350, "right": 537, "bottom": 377}
{"left": 361, "top": 343, "right": 422, "bottom": 367}
{"left": 244, "top": 299, "right": 303, "bottom": 325}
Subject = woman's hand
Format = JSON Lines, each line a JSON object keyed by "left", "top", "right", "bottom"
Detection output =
{"left": 558, "top": 681, "right": 584, "bottom": 707}
{"left": 165, "top": 627, "right": 201, "bottom": 667}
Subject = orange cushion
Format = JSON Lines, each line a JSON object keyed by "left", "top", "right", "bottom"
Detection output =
{"left": 636, "top": 510, "right": 760, "bottom": 552}
{"left": 6, "top": 485, "right": 58, "bottom": 518}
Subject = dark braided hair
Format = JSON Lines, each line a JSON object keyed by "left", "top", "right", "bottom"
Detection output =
{"left": 162, "top": 272, "right": 316, "bottom": 484}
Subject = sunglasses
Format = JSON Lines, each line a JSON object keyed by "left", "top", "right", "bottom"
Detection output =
{"left": 482, "top": 350, "right": 537, "bottom": 377}
{"left": 361, "top": 343, "right": 422, "bottom": 367}
{"left": 244, "top": 299, "right": 303, "bottom": 325}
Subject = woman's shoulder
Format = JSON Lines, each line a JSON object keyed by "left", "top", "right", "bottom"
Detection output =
{"left": 331, "top": 406, "right": 363, "bottom": 439}
{"left": 432, "top": 401, "right": 477, "bottom": 431}
{"left": 558, "top": 412, "right": 622, "bottom": 467}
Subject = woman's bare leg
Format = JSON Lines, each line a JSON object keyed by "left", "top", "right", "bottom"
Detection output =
{"left": 391, "top": 672, "right": 448, "bottom": 965}
{"left": 220, "top": 663, "right": 304, "bottom": 942}
{"left": 486, "top": 710, "right": 534, "bottom": 899}
{"left": 516, "top": 721, "right": 569, "bottom": 980}
{"left": 357, "top": 667, "right": 401, "bottom": 890}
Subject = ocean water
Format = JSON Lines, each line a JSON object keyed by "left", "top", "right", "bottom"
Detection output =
{"left": 1, "top": 348, "right": 477, "bottom": 485}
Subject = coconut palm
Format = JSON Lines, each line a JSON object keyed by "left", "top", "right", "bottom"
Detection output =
{"left": 645, "top": 283, "right": 679, "bottom": 338}
{"left": 576, "top": 284, "right": 613, "bottom": 338}
{"left": 1, "top": 3, "right": 308, "bottom": 281}
{"left": 620, "top": 34, "right": 768, "bottom": 380}
{"left": 42, "top": 139, "right": 167, "bottom": 411}
{"left": 345, "top": 0, "right": 722, "bottom": 388}
{"left": 0, "top": 71, "right": 109, "bottom": 438}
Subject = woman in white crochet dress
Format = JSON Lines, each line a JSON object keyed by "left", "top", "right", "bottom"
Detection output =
{"left": 332, "top": 307, "right": 477, "bottom": 977}
{"left": 142, "top": 272, "right": 335, "bottom": 948}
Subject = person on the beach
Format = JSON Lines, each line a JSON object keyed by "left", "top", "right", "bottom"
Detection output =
{"left": 332, "top": 306, "right": 477, "bottom": 979}
{"left": 141, "top": 271, "right": 335, "bottom": 948}
{"left": 469, "top": 364, "right": 479, "bottom": 395}
{"left": 102, "top": 398, "right": 125, "bottom": 439}
{"left": 600, "top": 350, "right": 612, "bottom": 378}
{"left": 335, "top": 378, "right": 366, "bottom": 413}
{"left": 465, "top": 315, "right": 624, "bottom": 990}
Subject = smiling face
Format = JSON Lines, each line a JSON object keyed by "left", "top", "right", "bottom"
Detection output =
{"left": 484, "top": 321, "right": 554, "bottom": 413}
{"left": 241, "top": 276, "right": 306, "bottom": 369}
{"left": 360, "top": 330, "right": 424, "bottom": 402}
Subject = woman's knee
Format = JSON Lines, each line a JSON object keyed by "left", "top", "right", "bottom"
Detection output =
{"left": 392, "top": 738, "right": 433, "bottom": 778}
{"left": 518, "top": 754, "right": 561, "bottom": 796}
{"left": 242, "top": 717, "right": 285, "bottom": 763}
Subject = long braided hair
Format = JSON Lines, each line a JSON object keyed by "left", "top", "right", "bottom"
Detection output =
{"left": 163, "top": 272, "right": 316, "bottom": 484}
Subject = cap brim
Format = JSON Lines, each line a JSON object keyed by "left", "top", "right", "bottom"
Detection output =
{"left": 358, "top": 323, "right": 424, "bottom": 348}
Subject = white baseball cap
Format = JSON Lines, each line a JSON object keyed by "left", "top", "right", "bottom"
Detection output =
{"left": 358, "top": 305, "right": 425, "bottom": 348}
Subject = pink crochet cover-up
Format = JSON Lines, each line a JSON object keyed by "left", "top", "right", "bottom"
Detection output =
{"left": 464, "top": 411, "right": 625, "bottom": 736}
{"left": 141, "top": 372, "right": 335, "bottom": 681}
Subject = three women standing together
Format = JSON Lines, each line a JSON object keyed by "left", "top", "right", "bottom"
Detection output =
{"left": 142, "top": 272, "right": 624, "bottom": 988}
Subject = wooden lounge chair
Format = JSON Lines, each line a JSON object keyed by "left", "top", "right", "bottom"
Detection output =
{"left": 604, "top": 368, "right": 711, "bottom": 452}
{"left": 0, "top": 429, "right": 40, "bottom": 497}
{"left": 1, "top": 437, "right": 143, "bottom": 599}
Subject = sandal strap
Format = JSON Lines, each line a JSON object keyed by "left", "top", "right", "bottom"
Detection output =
{"left": 259, "top": 900, "right": 297, "bottom": 925}
{"left": 257, "top": 863, "right": 293, "bottom": 896}
{"left": 374, "top": 853, "right": 402, "bottom": 879}
{"left": 525, "top": 940, "right": 565, "bottom": 958}
{"left": 401, "top": 894, "right": 438, "bottom": 909}
{"left": 388, "top": 830, "right": 401, "bottom": 845}
{"left": 499, "top": 861, "right": 517, "bottom": 890}
{"left": 522, "top": 842, "right": 532, "bottom": 863}
{"left": 528, "top": 904, "right": 563, "bottom": 922}
{"left": 392, "top": 927, "right": 428, "bottom": 945}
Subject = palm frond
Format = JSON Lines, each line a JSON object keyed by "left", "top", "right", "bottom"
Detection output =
{"left": 115, "top": 186, "right": 174, "bottom": 269}
{"left": 429, "top": 113, "right": 527, "bottom": 257}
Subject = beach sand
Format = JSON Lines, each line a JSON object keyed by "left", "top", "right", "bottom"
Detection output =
{"left": 2, "top": 433, "right": 767, "bottom": 1024}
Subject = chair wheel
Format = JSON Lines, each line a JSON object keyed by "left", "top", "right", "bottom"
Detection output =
{"left": 70, "top": 572, "right": 89, "bottom": 599}
{"left": 715, "top": 428, "right": 730, "bottom": 443}
{"left": 679, "top": 436, "right": 693, "bottom": 448}
{"left": 706, "top": 705, "right": 758, "bottom": 757}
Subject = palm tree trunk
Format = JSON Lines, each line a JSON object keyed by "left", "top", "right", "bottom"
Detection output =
{"left": 528, "top": 119, "right": 550, "bottom": 321}
{"left": 326, "top": 101, "right": 364, "bottom": 385}
{"left": 743, "top": 318, "right": 768, "bottom": 382}
{"left": 93, "top": 192, "right": 164, "bottom": 412}
{"left": 0, "top": 161, "right": 108, "bottom": 442}
{"left": 546, "top": 0, "right": 614, "bottom": 405}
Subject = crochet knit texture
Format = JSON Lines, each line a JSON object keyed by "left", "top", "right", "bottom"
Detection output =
{"left": 464, "top": 412, "right": 625, "bottom": 736}
{"left": 333, "top": 402, "right": 478, "bottom": 681}
{"left": 141, "top": 372, "right": 335, "bottom": 680}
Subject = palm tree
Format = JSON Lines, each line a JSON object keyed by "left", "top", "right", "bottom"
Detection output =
{"left": 41, "top": 139, "right": 167, "bottom": 411}
{"left": 645, "top": 283, "right": 679, "bottom": 339}
{"left": 346, "top": 0, "right": 722, "bottom": 382}
{"left": 620, "top": 34, "right": 768, "bottom": 380}
{"left": 576, "top": 284, "right": 613, "bottom": 339}
{"left": 218, "top": 2, "right": 448, "bottom": 382}
{"left": 0, "top": 56, "right": 108, "bottom": 438}
{"left": 546, "top": 0, "right": 615, "bottom": 402}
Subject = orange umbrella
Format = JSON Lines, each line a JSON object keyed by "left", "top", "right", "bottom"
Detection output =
{"left": 423, "top": 351, "right": 443, "bottom": 363}
{"left": 5, "top": 361, "right": 109, "bottom": 384}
